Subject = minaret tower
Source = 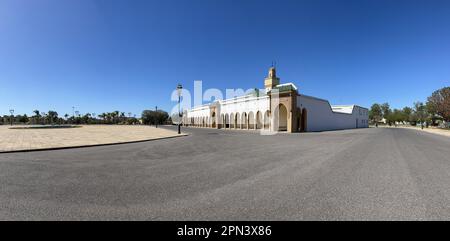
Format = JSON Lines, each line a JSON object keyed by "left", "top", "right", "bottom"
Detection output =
{"left": 264, "top": 66, "right": 280, "bottom": 91}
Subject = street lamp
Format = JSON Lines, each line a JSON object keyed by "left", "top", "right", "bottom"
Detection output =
{"left": 177, "top": 84, "right": 183, "bottom": 134}
{"left": 9, "top": 109, "right": 14, "bottom": 126}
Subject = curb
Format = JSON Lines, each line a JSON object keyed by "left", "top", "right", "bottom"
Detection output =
{"left": 0, "top": 134, "right": 188, "bottom": 154}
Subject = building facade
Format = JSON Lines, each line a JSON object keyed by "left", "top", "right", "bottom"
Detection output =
{"left": 182, "top": 67, "right": 368, "bottom": 132}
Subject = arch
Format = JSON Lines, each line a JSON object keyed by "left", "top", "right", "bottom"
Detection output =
{"left": 301, "top": 108, "right": 307, "bottom": 132}
{"left": 235, "top": 113, "right": 240, "bottom": 129}
{"left": 256, "top": 111, "right": 262, "bottom": 129}
{"left": 241, "top": 112, "right": 247, "bottom": 129}
{"left": 263, "top": 111, "right": 270, "bottom": 130}
{"left": 225, "top": 113, "right": 230, "bottom": 129}
{"left": 274, "top": 104, "right": 288, "bottom": 131}
{"left": 211, "top": 112, "right": 216, "bottom": 128}
{"left": 248, "top": 112, "right": 255, "bottom": 130}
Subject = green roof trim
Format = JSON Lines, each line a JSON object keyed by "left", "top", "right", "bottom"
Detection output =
{"left": 268, "top": 84, "right": 297, "bottom": 93}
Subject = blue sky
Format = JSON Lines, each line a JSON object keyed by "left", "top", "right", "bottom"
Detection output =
{"left": 1, "top": 0, "right": 449, "bottom": 116}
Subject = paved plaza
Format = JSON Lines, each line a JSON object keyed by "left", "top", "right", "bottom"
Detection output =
{"left": 0, "top": 126, "right": 449, "bottom": 220}
{"left": 0, "top": 125, "right": 181, "bottom": 152}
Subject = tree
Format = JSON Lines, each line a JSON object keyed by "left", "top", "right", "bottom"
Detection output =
{"left": 369, "top": 103, "right": 383, "bottom": 123}
{"left": 402, "top": 107, "right": 413, "bottom": 123}
{"left": 82, "top": 113, "right": 91, "bottom": 124}
{"left": 380, "top": 102, "right": 389, "bottom": 119}
{"left": 390, "top": 109, "right": 404, "bottom": 124}
{"left": 426, "top": 87, "right": 450, "bottom": 122}
{"left": 32, "top": 110, "right": 41, "bottom": 124}
{"left": 414, "top": 101, "right": 428, "bottom": 126}
{"left": 141, "top": 109, "right": 169, "bottom": 125}
{"left": 18, "top": 114, "right": 29, "bottom": 124}
{"left": 47, "top": 111, "right": 58, "bottom": 124}
{"left": 126, "top": 117, "right": 140, "bottom": 125}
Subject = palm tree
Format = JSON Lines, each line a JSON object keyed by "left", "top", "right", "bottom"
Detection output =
{"left": 111, "top": 111, "right": 119, "bottom": 124}
{"left": 33, "top": 110, "right": 41, "bottom": 124}
{"left": 120, "top": 112, "right": 125, "bottom": 123}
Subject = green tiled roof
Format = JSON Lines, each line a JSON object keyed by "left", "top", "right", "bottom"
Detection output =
{"left": 269, "top": 84, "right": 297, "bottom": 93}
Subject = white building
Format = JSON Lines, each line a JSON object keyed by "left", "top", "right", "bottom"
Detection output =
{"left": 182, "top": 67, "right": 368, "bottom": 132}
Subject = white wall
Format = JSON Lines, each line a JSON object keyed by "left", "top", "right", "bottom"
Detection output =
{"left": 186, "top": 93, "right": 369, "bottom": 132}
{"left": 297, "top": 95, "right": 368, "bottom": 132}
{"left": 186, "top": 95, "right": 271, "bottom": 125}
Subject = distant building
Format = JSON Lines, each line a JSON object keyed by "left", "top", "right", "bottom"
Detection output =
{"left": 183, "top": 67, "right": 368, "bottom": 132}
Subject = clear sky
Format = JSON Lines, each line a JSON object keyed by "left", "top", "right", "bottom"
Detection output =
{"left": 1, "top": 0, "right": 449, "bottom": 116}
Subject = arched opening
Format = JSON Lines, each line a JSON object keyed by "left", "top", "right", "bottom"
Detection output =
{"left": 211, "top": 112, "right": 216, "bottom": 128}
{"left": 225, "top": 114, "right": 230, "bottom": 129}
{"left": 263, "top": 111, "right": 270, "bottom": 130}
{"left": 235, "top": 113, "right": 240, "bottom": 129}
{"left": 241, "top": 112, "right": 247, "bottom": 129}
{"left": 256, "top": 111, "right": 262, "bottom": 129}
{"left": 248, "top": 112, "right": 255, "bottom": 129}
{"left": 301, "top": 108, "right": 307, "bottom": 132}
{"left": 274, "top": 104, "right": 288, "bottom": 131}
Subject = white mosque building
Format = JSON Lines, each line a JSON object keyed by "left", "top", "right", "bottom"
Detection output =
{"left": 182, "top": 67, "right": 368, "bottom": 133}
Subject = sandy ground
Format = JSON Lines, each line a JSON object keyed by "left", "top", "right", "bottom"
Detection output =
{"left": 0, "top": 125, "right": 182, "bottom": 152}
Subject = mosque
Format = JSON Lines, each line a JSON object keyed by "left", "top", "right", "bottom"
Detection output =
{"left": 182, "top": 67, "right": 368, "bottom": 132}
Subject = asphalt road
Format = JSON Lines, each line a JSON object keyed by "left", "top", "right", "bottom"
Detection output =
{"left": 0, "top": 126, "right": 449, "bottom": 220}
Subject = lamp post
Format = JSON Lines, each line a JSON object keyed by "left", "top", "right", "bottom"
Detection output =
{"left": 9, "top": 109, "right": 14, "bottom": 126}
{"left": 177, "top": 84, "right": 183, "bottom": 134}
{"left": 155, "top": 106, "right": 158, "bottom": 128}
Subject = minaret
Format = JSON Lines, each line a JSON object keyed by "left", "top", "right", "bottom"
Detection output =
{"left": 264, "top": 66, "right": 280, "bottom": 91}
